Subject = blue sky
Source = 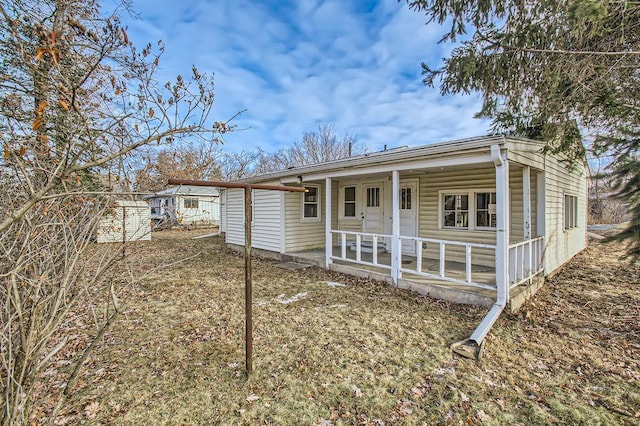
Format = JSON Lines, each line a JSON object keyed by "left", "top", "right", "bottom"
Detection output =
{"left": 122, "top": 0, "right": 490, "bottom": 154}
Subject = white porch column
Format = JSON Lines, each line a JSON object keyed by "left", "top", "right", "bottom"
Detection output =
{"left": 523, "top": 166, "right": 531, "bottom": 240}
{"left": 469, "top": 145, "right": 510, "bottom": 346}
{"left": 494, "top": 147, "right": 510, "bottom": 306}
{"left": 391, "top": 170, "right": 400, "bottom": 286}
{"left": 325, "top": 177, "right": 332, "bottom": 269}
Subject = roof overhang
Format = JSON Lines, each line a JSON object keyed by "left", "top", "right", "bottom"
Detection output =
{"left": 243, "top": 135, "right": 530, "bottom": 185}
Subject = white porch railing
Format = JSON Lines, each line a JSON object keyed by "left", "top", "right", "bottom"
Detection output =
{"left": 508, "top": 236, "right": 544, "bottom": 288}
{"left": 329, "top": 230, "right": 498, "bottom": 291}
{"left": 399, "top": 236, "right": 497, "bottom": 291}
{"left": 330, "top": 230, "right": 393, "bottom": 270}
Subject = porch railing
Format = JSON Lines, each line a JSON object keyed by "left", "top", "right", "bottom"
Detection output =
{"left": 330, "top": 230, "right": 392, "bottom": 270}
{"left": 508, "top": 236, "right": 544, "bottom": 288}
{"left": 399, "top": 236, "right": 497, "bottom": 291}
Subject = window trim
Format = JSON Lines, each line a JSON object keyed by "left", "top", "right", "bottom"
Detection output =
{"left": 564, "top": 193, "right": 578, "bottom": 230}
{"left": 301, "top": 184, "right": 321, "bottom": 222}
{"left": 475, "top": 191, "right": 498, "bottom": 231}
{"left": 440, "top": 190, "right": 471, "bottom": 230}
{"left": 184, "top": 198, "right": 199, "bottom": 209}
{"left": 340, "top": 184, "right": 358, "bottom": 220}
{"left": 438, "top": 188, "right": 500, "bottom": 231}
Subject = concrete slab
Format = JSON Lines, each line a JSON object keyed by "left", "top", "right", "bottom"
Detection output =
{"left": 275, "top": 261, "right": 312, "bottom": 270}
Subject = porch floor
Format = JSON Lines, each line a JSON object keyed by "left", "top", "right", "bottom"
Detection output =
{"left": 285, "top": 247, "right": 539, "bottom": 309}
{"left": 286, "top": 246, "right": 498, "bottom": 306}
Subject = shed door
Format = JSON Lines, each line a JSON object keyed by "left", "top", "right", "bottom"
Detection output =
{"left": 399, "top": 180, "right": 418, "bottom": 254}
{"left": 363, "top": 185, "right": 383, "bottom": 234}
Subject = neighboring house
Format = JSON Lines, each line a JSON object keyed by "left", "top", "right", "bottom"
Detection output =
{"left": 144, "top": 185, "right": 220, "bottom": 227}
{"left": 220, "top": 135, "right": 588, "bottom": 357}
{"left": 97, "top": 200, "right": 152, "bottom": 243}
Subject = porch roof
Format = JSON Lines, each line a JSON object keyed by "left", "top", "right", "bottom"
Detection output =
{"left": 242, "top": 135, "right": 545, "bottom": 184}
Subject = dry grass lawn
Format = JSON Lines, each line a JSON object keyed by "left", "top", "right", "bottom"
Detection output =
{"left": 35, "top": 230, "right": 640, "bottom": 425}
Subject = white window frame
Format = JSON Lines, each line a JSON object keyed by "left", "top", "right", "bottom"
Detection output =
{"left": 301, "top": 184, "right": 321, "bottom": 222}
{"left": 340, "top": 184, "right": 358, "bottom": 220}
{"left": 475, "top": 191, "right": 498, "bottom": 230}
{"left": 440, "top": 190, "right": 471, "bottom": 230}
{"left": 184, "top": 198, "right": 199, "bottom": 209}
{"left": 438, "top": 188, "right": 500, "bottom": 231}
{"left": 564, "top": 193, "right": 578, "bottom": 230}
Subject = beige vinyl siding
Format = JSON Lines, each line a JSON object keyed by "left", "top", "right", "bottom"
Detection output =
{"left": 417, "top": 166, "right": 499, "bottom": 266}
{"left": 284, "top": 180, "right": 328, "bottom": 252}
{"left": 543, "top": 156, "right": 587, "bottom": 274}
{"left": 508, "top": 145, "right": 587, "bottom": 275}
{"left": 509, "top": 165, "right": 539, "bottom": 241}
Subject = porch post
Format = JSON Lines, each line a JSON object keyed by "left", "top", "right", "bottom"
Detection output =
{"left": 391, "top": 170, "right": 400, "bottom": 286}
{"left": 494, "top": 146, "right": 510, "bottom": 306}
{"left": 325, "top": 177, "right": 332, "bottom": 269}
{"left": 523, "top": 166, "right": 531, "bottom": 240}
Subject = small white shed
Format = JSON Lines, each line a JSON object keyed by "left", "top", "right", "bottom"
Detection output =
{"left": 97, "top": 200, "right": 152, "bottom": 243}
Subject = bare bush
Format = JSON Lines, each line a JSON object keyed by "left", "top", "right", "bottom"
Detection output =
{"left": 0, "top": 0, "right": 231, "bottom": 422}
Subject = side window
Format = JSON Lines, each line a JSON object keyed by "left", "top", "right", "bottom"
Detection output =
{"left": 344, "top": 186, "right": 356, "bottom": 217}
{"left": 443, "top": 194, "right": 469, "bottom": 229}
{"left": 476, "top": 192, "right": 497, "bottom": 228}
{"left": 184, "top": 198, "right": 199, "bottom": 209}
{"left": 564, "top": 194, "right": 578, "bottom": 229}
{"left": 302, "top": 185, "right": 320, "bottom": 220}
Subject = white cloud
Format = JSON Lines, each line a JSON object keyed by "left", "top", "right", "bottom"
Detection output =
{"left": 122, "top": 0, "right": 489, "bottom": 154}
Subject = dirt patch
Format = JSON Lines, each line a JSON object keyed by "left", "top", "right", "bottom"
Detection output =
{"left": 32, "top": 236, "right": 640, "bottom": 424}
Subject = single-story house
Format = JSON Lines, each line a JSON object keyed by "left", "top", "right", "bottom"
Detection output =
{"left": 144, "top": 185, "right": 220, "bottom": 227}
{"left": 97, "top": 200, "right": 152, "bottom": 243}
{"left": 220, "top": 135, "right": 587, "bottom": 356}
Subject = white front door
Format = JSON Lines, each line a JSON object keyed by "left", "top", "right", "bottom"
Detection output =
{"left": 363, "top": 184, "right": 383, "bottom": 234}
{"left": 399, "top": 180, "right": 418, "bottom": 254}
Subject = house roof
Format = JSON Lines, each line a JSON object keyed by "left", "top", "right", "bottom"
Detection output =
{"left": 144, "top": 185, "right": 220, "bottom": 199}
{"left": 242, "top": 134, "right": 545, "bottom": 184}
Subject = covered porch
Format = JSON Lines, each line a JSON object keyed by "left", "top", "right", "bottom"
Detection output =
{"left": 286, "top": 233, "right": 545, "bottom": 309}
{"left": 281, "top": 143, "right": 546, "bottom": 310}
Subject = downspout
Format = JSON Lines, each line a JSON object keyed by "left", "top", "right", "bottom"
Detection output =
{"left": 451, "top": 143, "right": 509, "bottom": 360}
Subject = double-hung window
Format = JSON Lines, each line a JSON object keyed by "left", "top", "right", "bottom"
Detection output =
{"left": 443, "top": 194, "right": 469, "bottom": 228}
{"left": 184, "top": 198, "right": 198, "bottom": 209}
{"left": 564, "top": 194, "right": 578, "bottom": 229}
{"left": 441, "top": 190, "right": 498, "bottom": 230}
{"left": 476, "top": 192, "right": 497, "bottom": 229}
{"left": 343, "top": 186, "right": 356, "bottom": 217}
{"left": 302, "top": 185, "right": 320, "bottom": 220}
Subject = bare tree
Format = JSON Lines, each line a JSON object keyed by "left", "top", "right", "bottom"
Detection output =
{"left": 0, "top": 0, "right": 232, "bottom": 422}
{"left": 256, "top": 124, "right": 365, "bottom": 174}
{"left": 217, "top": 149, "right": 262, "bottom": 181}
{"left": 134, "top": 141, "right": 224, "bottom": 192}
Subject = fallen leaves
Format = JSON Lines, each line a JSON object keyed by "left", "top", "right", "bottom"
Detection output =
{"left": 351, "top": 385, "right": 363, "bottom": 398}
{"left": 84, "top": 401, "right": 100, "bottom": 420}
{"left": 245, "top": 393, "right": 259, "bottom": 403}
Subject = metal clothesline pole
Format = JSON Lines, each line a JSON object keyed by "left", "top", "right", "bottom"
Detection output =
{"left": 167, "top": 178, "right": 307, "bottom": 375}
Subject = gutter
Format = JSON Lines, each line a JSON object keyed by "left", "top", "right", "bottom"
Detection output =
{"left": 451, "top": 143, "right": 509, "bottom": 360}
